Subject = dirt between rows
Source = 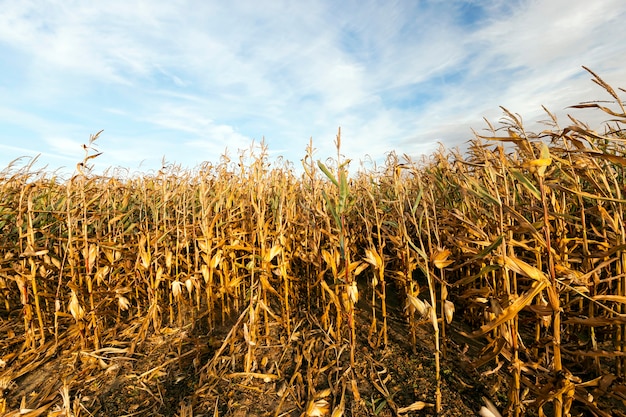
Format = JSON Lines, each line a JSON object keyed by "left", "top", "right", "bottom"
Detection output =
{"left": 1, "top": 288, "right": 619, "bottom": 416}
{"left": 0, "top": 296, "right": 497, "bottom": 417}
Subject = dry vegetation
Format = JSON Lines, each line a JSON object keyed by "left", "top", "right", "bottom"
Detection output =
{"left": 1, "top": 68, "right": 626, "bottom": 417}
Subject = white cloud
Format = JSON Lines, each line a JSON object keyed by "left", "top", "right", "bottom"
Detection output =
{"left": 44, "top": 136, "right": 83, "bottom": 158}
{"left": 0, "top": 0, "right": 625, "bottom": 174}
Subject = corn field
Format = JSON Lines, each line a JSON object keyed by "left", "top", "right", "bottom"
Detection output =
{"left": 1, "top": 68, "right": 626, "bottom": 416}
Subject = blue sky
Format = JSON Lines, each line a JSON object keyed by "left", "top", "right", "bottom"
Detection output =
{"left": 1, "top": 0, "right": 625, "bottom": 175}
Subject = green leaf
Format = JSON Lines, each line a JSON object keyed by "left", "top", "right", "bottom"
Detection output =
{"left": 338, "top": 169, "right": 349, "bottom": 214}
{"left": 317, "top": 160, "right": 339, "bottom": 187}
{"left": 374, "top": 399, "right": 387, "bottom": 415}
{"left": 411, "top": 187, "right": 423, "bottom": 216}
{"left": 460, "top": 175, "right": 500, "bottom": 206}
{"left": 321, "top": 189, "right": 340, "bottom": 228}
{"left": 510, "top": 168, "right": 541, "bottom": 200}
{"left": 407, "top": 238, "right": 428, "bottom": 261}
{"left": 454, "top": 264, "right": 501, "bottom": 286}
{"left": 475, "top": 234, "right": 504, "bottom": 260}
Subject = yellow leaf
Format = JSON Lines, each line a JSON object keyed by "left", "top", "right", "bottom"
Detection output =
{"left": 243, "top": 323, "right": 256, "bottom": 347}
{"left": 432, "top": 248, "right": 453, "bottom": 269}
{"left": 209, "top": 251, "right": 222, "bottom": 269}
{"left": 87, "top": 244, "right": 98, "bottom": 273}
{"left": 154, "top": 266, "right": 164, "bottom": 289}
{"left": 351, "top": 379, "right": 361, "bottom": 403}
{"left": 593, "top": 295, "right": 626, "bottom": 304}
{"left": 529, "top": 158, "right": 552, "bottom": 167}
{"left": 264, "top": 244, "right": 282, "bottom": 263}
{"left": 364, "top": 248, "right": 382, "bottom": 269}
{"left": 539, "top": 141, "right": 551, "bottom": 160}
{"left": 504, "top": 256, "right": 549, "bottom": 283}
{"left": 94, "top": 265, "right": 110, "bottom": 285}
{"left": 531, "top": 142, "right": 552, "bottom": 177}
{"left": 322, "top": 249, "right": 337, "bottom": 275}
{"left": 315, "top": 388, "right": 332, "bottom": 399}
{"left": 429, "top": 307, "right": 438, "bottom": 331}
{"left": 398, "top": 401, "right": 433, "bottom": 413}
{"left": 331, "top": 403, "right": 344, "bottom": 417}
{"left": 165, "top": 250, "right": 173, "bottom": 269}
{"left": 346, "top": 260, "right": 365, "bottom": 274}
{"left": 20, "top": 249, "right": 49, "bottom": 257}
{"left": 320, "top": 280, "right": 340, "bottom": 309}
{"left": 306, "top": 399, "right": 330, "bottom": 417}
{"left": 69, "top": 290, "right": 85, "bottom": 321}
{"left": 353, "top": 261, "right": 370, "bottom": 277}
{"left": 260, "top": 275, "right": 280, "bottom": 296}
{"left": 469, "top": 279, "right": 547, "bottom": 337}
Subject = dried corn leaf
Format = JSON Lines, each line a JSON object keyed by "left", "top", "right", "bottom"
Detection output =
{"left": 263, "top": 244, "right": 282, "bottom": 263}
{"left": 432, "top": 247, "right": 453, "bottom": 269}
{"left": 306, "top": 398, "right": 330, "bottom": 417}
{"left": 503, "top": 255, "right": 549, "bottom": 283}
{"left": 444, "top": 300, "right": 455, "bottom": 324}
{"left": 467, "top": 279, "right": 547, "bottom": 337}
{"left": 320, "top": 280, "right": 340, "bottom": 310}
{"left": 397, "top": 401, "right": 433, "bottom": 413}
{"left": 364, "top": 248, "right": 382, "bottom": 269}
{"left": 69, "top": 290, "right": 85, "bottom": 321}
{"left": 565, "top": 316, "right": 626, "bottom": 326}
{"left": 19, "top": 249, "right": 49, "bottom": 257}
{"left": 556, "top": 184, "right": 626, "bottom": 203}
{"left": 454, "top": 264, "right": 500, "bottom": 286}
{"left": 592, "top": 295, "right": 626, "bottom": 304}
{"left": 462, "top": 177, "right": 501, "bottom": 206}
{"left": 405, "top": 294, "right": 429, "bottom": 317}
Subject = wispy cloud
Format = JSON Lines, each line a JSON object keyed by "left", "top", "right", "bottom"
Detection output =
{"left": 0, "top": 0, "right": 625, "bottom": 174}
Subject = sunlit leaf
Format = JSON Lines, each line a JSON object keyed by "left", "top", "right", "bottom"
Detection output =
{"left": 510, "top": 169, "right": 541, "bottom": 200}
{"left": 432, "top": 247, "right": 453, "bottom": 269}
{"left": 317, "top": 161, "right": 339, "bottom": 187}
{"left": 467, "top": 279, "right": 547, "bottom": 337}
{"left": 306, "top": 399, "right": 330, "bottom": 417}
{"left": 397, "top": 401, "right": 433, "bottom": 413}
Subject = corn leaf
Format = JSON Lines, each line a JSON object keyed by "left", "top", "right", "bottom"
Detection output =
{"left": 467, "top": 279, "right": 547, "bottom": 337}
{"left": 317, "top": 161, "right": 339, "bottom": 187}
